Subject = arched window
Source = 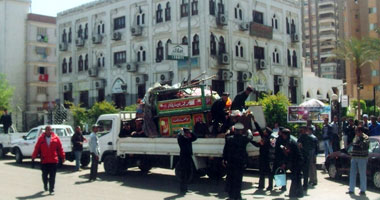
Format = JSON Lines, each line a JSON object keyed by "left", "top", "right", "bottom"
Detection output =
{"left": 287, "top": 49, "right": 291, "bottom": 67}
{"left": 209, "top": 0, "right": 216, "bottom": 16}
{"left": 306, "top": 91, "right": 310, "bottom": 98}
{"left": 218, "top": 36, "right": 225, "bottom": 54}
{"left": 137, "top": 46, "right": 146, "bottom": 62}
{"left": 78, "top": 55, "right": 83, "bottom": 72}
{"left": 234, "top": 4, "right": 242, "bottom": 20}
{"left": 97, "top": 25, "right": 101, "bottom": 34}
{"left": 69, "top": 57, "right": 72, "bottom": 73}
{"left": 317, "top": 90, "right": 321, "bottom": 95}
{"left": 273, "top": 48, "right": 280, "bottom": 64}
{"left": 68, "top": 28, "right": 72, "bottom": 43}
{"left": 142, "top": 13, "right": 145, "bottom": 24}
{"left": 102, "top": 57, "right": 105, "bottom": 67}
{"left": 292, "top": 50, "right": 297, "bottom": 67}
{"left": 62, "top": 58, "right": 67, "bottom": 74}
{"left": 156, "top": 41, "right": 164, "bottom": 62}
{"left": 218, "top": 0, "right": 225, "bottom": 15}
{"left": 84, "top": 23, "right": 88, "bottom": 39}
{"left": 97, "top": 57, "right": 101, "bottom": 67}
{"left": 192, "top": 0, "right": 198, "bottom": 16}
{"left": 156, "top": 4, "right": 163, "bottom": 23}
{"left": 192, "top": 34, "right": 199, "bottom": 56}
{"left": 62, "top": 29, "right": 67, "bottom": 43}
{"left": 272, "top": 14, "right": 278, "bottom": 29}
{"left": 210, "top": 34, "right": 216, "bottom": 55}
{"left": 291, "top": 19, "right": 296, "bottom": 34}
{"left": 102, "top": 23, "right": 105, "bottom": 33}
{"left": 165, "top": 2, "right": 171, "bottom": 21}
{"left": 85, "top": 54, "right": 88, "bottom": 70}
{"left": 235, "top": 41, "right": 243, "bottom": 58}
{"left": 286, "top": 17, "right": 290, "bottom": 34}
{"left": 182, "top": 36, "right": 188, "bottom": 45}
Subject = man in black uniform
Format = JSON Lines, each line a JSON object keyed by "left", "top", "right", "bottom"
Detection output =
{"left": 0, "top": 109, "right": 12, "bottom": 133}
{"left": 297, "top": 126, "right": 314, "bottom": 192}
{"left": 177, "top": 127, "right": 197, "bottom": 193}
{"left": 274, "top": 127, "right": 287, "bottom": 191}
{"left": 211, "top": 92, "right": 229, "bottom": 135}
{"left": 231, "top": 86, "right": 254, "bottom": 111}
{"left": 281, "top": 129, "right": 304, "bottom": 198}
{"left": 223, "top": 123, "right": 252, "bottom": 200}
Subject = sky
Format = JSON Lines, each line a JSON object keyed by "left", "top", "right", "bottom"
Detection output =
{"left": 31, "top": 0, "right": 95, "bottom": 17}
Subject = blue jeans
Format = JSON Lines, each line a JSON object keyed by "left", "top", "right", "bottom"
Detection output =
{"left": 74, "top": 151, "right": 82, "bottom": 171}
{"left": 323, "top": 140, "right": 333, "bottom": 157}
{"left": 349, "top": 157, "right": 368, "bottom": 192}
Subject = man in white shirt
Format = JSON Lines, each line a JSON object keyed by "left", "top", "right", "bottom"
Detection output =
{"left": 89, "top": 125, "right": 99, "bottom": 181}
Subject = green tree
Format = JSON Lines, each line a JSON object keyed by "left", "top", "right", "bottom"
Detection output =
{"left": 0, "top": 74, "right": 13, "bottom": 110}
{"left": 124, "top": 104, "right": 138, "bottom": 112}
{"left": 351, "top": 99, "right": 367, "bottom": 117}
{"left": 67, "top": 102, "right": 88, "bottom": 128}
{"left": 88, "top": 101, "right": 119, "bottom": 124}
{"left": 332, "top": 38, "right": 378, "bottom": 119}
{"left": 258, "top": 93, "right": 291, "bottom": 128}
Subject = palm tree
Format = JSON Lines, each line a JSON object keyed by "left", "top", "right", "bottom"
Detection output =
{"left": 332, "top": 38, "right": 378, "bottom": 119}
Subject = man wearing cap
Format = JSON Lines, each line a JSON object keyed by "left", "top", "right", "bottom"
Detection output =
{"left": 89, "top": 124, "right": 100, "bottom": 181}
{"left": 231, "top": 86, "right": 254, "bottom": 111}
{"left": 363, "top": 114, "right": 369, "bottom": 129}
{"left": 223, "top": 122, "right": 252, "bottom": 200}
{"left": 211, "top": 92, "right": 230, "bottom": 135}
{"left": 177, "top": 127, "right": 197, "bottom": 193}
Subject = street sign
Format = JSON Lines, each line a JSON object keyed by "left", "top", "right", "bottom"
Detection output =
{"left": 167, "top": 43, "right": 188, "bottom": 60}
{"left": 341, "top": 95, "right": 349, "bottom": 108}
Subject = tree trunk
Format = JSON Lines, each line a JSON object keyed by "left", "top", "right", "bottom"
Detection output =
{"left": 357, "top": 67, "right": 361, "bottom": 120}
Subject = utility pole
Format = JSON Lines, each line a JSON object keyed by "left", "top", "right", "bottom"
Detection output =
{"left": 187, "top": 1, "right": 192, "bottom": 85}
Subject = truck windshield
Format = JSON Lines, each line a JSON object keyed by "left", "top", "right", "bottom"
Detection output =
{"left": 97, "top": 120, "right": 113, "bottom": 137}
{"left": 25, "top": 130, "right": 38, "bottom": 140}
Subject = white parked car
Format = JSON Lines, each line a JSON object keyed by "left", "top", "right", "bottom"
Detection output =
{"left": 11, "top": 125, "right": 90, "bottom": 166}
{"left": 0, "top": 125, "right": 27, "bottom": 158}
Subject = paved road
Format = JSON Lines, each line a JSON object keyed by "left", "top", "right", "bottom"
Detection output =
{"left": 0, "top": 155, "right": 379, "bottom": 200}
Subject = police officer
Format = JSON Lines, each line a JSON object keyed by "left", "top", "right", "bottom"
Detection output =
{"left": 211, "top": 92, "right": 229, "bottom": 135}
{"left": 177, "top": 127, "right": 197, "bottom": 193}
{"left": 297, "top": 126, "right": 314, "bottom": 192}
{"left": 223, "top": 123, "right": 252, "bottom": 200}
{"left": 230, "top": 86, "right": 254, "bottom": 111}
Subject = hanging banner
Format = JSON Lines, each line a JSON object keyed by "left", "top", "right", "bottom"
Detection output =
{"left": 287, "top": 106, "right": 331, "bottom": 123}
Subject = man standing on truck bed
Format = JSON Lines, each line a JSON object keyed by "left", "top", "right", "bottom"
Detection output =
{"left": 177, "top": 127, "right": 197, "bottom": 193}
{"left": 32, "top": 125, "right": 65, "bottom": 195}
{"left": 0, "top": 109, "right": 12, "bottom": 133}
{"left": 230, "top": 86, "right": 254, "bottom": 111}
{"left": 211, "top": 92, "right": 229, "bottom": 135}
{"left": 71, "top": 126, "right": 86, "bottom": 171}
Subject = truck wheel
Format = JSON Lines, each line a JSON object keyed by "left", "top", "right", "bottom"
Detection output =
{"left": 138, "top": 160, "right": 152, "bottom": 173}
{"left": 0, "top": 145, "right": 5, "bottom": 158}
{"left": 373, "top": 170, "right": 380, "bottom": 189}
{"left": 14, "top": 148, "right": 23, "bottom": 164}
{"left": 81, "top": 153, "right": 91, "bottom": 167}
{"left": 104, "top": 154, "right": 122, "bottom": 175}
{"left": 175, "top": 161, "right": 195, "bottom": 183}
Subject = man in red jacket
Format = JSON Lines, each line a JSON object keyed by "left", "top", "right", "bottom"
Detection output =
{"left": 32, "top": 125, "right": 65, "bottom": 195}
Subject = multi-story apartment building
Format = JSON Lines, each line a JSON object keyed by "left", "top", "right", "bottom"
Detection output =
{"left": 0, "top": 0, "right": 31, "bottom": 130}
{"left": 25, "top": 14, "right": 58, "bottom": 129}
{"left": 301, "top": 0, "right": 345, "bottom": 79}
{"left": 57, "top": 0, "right": 303, "bottom": 108}
{"left": 344, "top": 0, "right": 380, "bottom": 102}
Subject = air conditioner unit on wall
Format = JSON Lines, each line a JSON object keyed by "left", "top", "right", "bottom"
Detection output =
{"left": 126, "top": 63, "right": 138, "bottom": 72}
{"left": 59, "top": 43, "right": 68, "bottom": 51}
{"left": 94, "top": 79, "right": 106, "bottom": 89}
{"left": 239, "top": 22, "right": 249, "bottom": 31}
{"left": 89, "top": 67, "right": 98, "bottom": 77}
{"left": 275, "top": 76, "right": 283, "bottom": 86}
{"left": 220, "top": 70, "right": 233, "bottom": 81}
{"left": 112, "top": 32, "right": 122, "bottom": 40}
{"left": 159, "top": 72, "right": 173, "bottom": 82}
{"left": 121, "top": 84, "right": 127, "bottom": 92}
{"left": 291, "top": 33, "right": 299, "bottom": 43}
{"left": 290, "top": 78, "right": 299, "bottom": 87}
{"left": 131, "top": 26, "right": 143, "bottom": 36}
{"left": 217, "top": 14, "right": 228, "bottom": 26}
{"left": 63, "top": 83, "right": 72, "bottom": 92}
{"left": 75, "top": 38, "right": 84, "bottom": 47}
{"left": 92, "top": 34, "right": 102, "bottom": 44}
{"left": 256, "top": 59, "right": 266, "bottom": 69}
{"left": 219, "top": 53, "right": 230, "bottom": 65}
{"left": 242, "top": 72, "right": 252, "bottom": 81}
{"left": 135, "top": 75, "right": 146, "bottom": 85}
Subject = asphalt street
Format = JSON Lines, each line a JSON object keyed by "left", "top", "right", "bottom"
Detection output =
{"left": 0, "top": 155, "right": 379, "bottom": 200}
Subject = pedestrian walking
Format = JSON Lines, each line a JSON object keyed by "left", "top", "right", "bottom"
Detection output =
{"left": 0, "top": 109, "right": 12, "bottom": 133}
{"left": 71, "top": 126, "right": 86, "bottom": 171}
{"left": 230, "top": 86, "right": 254, "bottom": 111}
{"left": 31, "top": 125, "right": 65, "bottom": 195}
{"left": 89, "top": 124, "right": 100, "bottom": 181}
{"left": 211, "top": 92, "right": 229, "bottom": 135}
{"left": 177, "top": 127, "right": 197, "bottom": 193}
{"left": 308, "top": 127, "right": 319, "bottom": 186}
{"left": 297, "top": 126, "right": 314, "bottom": 192}
{"left": 251, "top": 118, "right": 274, "bottom": 191}
{"left": 322, "top": 118, "right": 333, "bottom": 158}
{"left": 348, "top": 126, "right": 369, "bottom": 195}
{"left": 223, "top": 123, "right": 252, "bottom": 199}
{"left": 281, "top": 129, "right": 304, "bottom": 198}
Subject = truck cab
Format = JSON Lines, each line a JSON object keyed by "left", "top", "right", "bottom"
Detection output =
{"left": 0, "top": 125, "right": 27, "bottom": 158}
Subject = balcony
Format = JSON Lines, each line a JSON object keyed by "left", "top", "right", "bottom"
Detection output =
{"left": 319, "top": 7, "right": 335, "bottom": 15}
{"left": 249, "top": 22, "right": 273, "bottom": 39}
{"left": 39, "top": 74, "right": 49, "bottom": 82}
{"left": 319, "top": 25, "right": 335, "bottom": 32}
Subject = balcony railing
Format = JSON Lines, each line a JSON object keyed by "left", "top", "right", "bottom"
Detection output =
{"left": 249, "top": 22, "right": 273, "bottom": 39}
{"left": 39, "top": 74, "right": 49, "bottom": 82}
